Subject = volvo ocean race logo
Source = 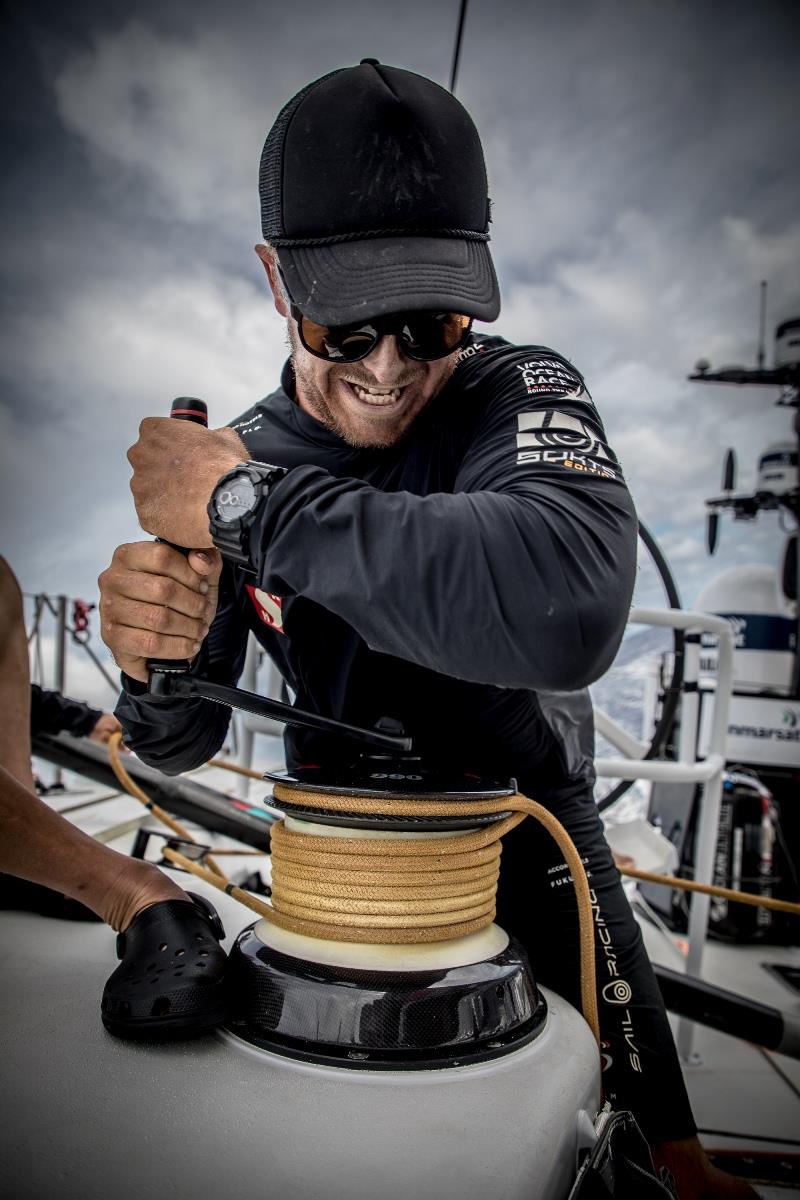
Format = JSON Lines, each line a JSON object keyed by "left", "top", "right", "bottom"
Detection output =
{"left": 516, "top": 357, "right": 584, "bottom": 397}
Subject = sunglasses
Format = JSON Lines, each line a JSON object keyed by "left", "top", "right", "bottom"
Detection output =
{"left": 289, "top": 304, "right": 473, "bottom": 364}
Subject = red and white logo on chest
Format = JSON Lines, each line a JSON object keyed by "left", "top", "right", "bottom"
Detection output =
{"left": 245, "top": 584, "right": 284, "bottom": 633}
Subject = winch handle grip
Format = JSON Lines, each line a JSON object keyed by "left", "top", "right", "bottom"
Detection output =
{"left": 147, "top": 397, "right": 209, "bottom": 679}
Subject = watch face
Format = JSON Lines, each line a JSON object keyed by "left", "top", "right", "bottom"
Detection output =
{"left": 215, "top": 474, "right": 257, "bottom": 523}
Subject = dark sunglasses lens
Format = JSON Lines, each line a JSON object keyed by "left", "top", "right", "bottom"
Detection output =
{"left": 297, "top": 311, "right": 472, "bottom": 362}
{"left": 400, "top": 313, "right": 472, "bottom": 360}
{"left": 299, "top": 317, "right": 378, "bottom": 362}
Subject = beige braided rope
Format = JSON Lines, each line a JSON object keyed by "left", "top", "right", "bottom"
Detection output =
{"left": 107, "top": 732, "right": 230, "bottom": 883}
{"left": 270, "top": 784, "right": 600, "bottom": 1044}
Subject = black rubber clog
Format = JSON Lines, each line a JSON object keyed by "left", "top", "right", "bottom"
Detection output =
{"left": 101, "top": 893, "right": 228, "bottom": 1041}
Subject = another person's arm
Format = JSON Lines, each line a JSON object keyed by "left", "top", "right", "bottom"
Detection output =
{"left": 0, "top": 556, "right": 185, "bottom": 928}
{"left": 31, "top": 684, "right": 104, "bottom": 738}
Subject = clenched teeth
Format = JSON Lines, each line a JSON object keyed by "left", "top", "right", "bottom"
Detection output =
{"left": 351, "top": 384, "right": 403, "bottom": 406}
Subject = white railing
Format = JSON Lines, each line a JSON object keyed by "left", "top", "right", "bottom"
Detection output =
{"left": 594, "top": 606, "right": 735, "bottom": 1061}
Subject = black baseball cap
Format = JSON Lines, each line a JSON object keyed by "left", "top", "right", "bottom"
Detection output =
{"left": 259, "top": 60, "right": 500, "bottom": 325}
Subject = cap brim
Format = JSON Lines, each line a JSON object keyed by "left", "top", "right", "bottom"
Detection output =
{"left": 277, "top": 236, "right": 500, "bottom": 325}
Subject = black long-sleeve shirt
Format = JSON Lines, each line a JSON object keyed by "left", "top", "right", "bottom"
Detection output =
{"left": 30, "top": 685, "right": 101, "bottom": 738}
{"left": 116, "top": 335, "right": 637, "bottom": 795}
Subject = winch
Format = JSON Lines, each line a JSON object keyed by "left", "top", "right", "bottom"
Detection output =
{"left": 145, "top": 608, "right": 690, "bottom": 1200}
{"left": 221, "top": 744, "right": 602, "bottom": 1199}
{"left": 228, "top": 755, "right": 543, "bottom": 1069}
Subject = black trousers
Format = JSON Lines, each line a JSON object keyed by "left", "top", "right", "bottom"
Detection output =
{"left": 494, "top": 781, "right": 696, "bottom": 1143}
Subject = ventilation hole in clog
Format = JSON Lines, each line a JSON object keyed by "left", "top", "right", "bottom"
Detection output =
{"left": 174, "top": 969, "right": 184, "bottom": 977}
{"left": 147, "top": 962, "right": 156, "bottom": 971}
{"left": 159, "top": 943, "right": 168, "bottom": 952}
{"left": 150, "top": 977, "right": 159, "bottom": 984}
{"left": 199, "top": 950, "right": 209, "bottom": 957}
{"left": 151, "top": 997, "right": 171, "bottom": 1017}
{"left": 194, "top": 933, "right": 204, "bottom": 942}
{"left": 196, "top": 962, "right": 206, "bottom": 969}
{"left": 175, "top": 948, "right": 185, "bottom": 957}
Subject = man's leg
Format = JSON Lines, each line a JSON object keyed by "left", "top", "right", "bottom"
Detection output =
{"left": 0, "top": 557, "right": 188, "bottom": 931}
{"left": 495, "top": 781, "right": 757, "bottom": 1200}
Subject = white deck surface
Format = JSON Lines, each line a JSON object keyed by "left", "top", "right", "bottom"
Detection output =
{"left": 8, "top": 761, "right": 800, "bottom": 1195}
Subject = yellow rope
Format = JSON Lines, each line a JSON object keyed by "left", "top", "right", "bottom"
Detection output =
{"left": 207, "top": 757, "right": 266, "bottom": 781}
{"left": 270, "top": 784, "right": 599, "bottom": 1043}
{"left": 619, "top": 864, "right": 800, "bottom": 916}
{"left": 107, "top": 732, "right": 230, "bottom": 883}
{"left": 163, "top": 847, "right": 273, "bottom": 920}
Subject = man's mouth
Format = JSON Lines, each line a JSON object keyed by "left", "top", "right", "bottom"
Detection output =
{"left": 343, "top": 380, "right": 409, "bottom": 408}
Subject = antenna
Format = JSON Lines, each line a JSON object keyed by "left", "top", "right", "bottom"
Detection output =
{"left": 449, "top": 0, "right": 468, "bottom": 94}
{"left": 757, "top": 280, "right": 767, "bottom": 370}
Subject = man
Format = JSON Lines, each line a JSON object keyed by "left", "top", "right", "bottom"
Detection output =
{"left": 0, "top": 555, "right": 227, "bottom": 1037}
{"left": 100, "top": 61, "right": 754, "bottom": 1198}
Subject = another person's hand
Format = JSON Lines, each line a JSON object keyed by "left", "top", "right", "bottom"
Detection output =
{"left": 98, "top": 542, "right": 222, "bottom": 684}
{"left": 128, "top": 418, "right": 246, "bottom": 547}
{"left": 88, "top": 713, "right": 127, "bottom": 748}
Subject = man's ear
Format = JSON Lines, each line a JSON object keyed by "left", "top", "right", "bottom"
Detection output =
{"left": 255, "top": 245, "right": 290, "bottom": 318}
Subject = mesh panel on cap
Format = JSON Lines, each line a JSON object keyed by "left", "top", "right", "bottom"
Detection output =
{"left": 259, "top": 69, "right": 344, "bottom": 240}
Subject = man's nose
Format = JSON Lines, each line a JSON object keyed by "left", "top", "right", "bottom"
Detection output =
{"left": 361, "top": 335, "right": 406, "bottom": 384}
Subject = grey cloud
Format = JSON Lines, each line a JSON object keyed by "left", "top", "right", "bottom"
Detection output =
{"left": 1, "top": 0, "right": 797, "bottom": 659}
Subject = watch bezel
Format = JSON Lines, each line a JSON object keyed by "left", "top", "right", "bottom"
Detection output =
{"left": 208, "top": 460, "right": 286, "bottom": 572}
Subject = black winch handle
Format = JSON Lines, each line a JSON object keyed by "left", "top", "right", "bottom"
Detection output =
{"left": 147, "top": 397, "right": 209, "bottom": 679}
{"left": 149, "top": 672, "right": 413, "bottom": 752}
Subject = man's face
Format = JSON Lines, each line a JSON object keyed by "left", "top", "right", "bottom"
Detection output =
{"left": 288, "top": 320, "right": 457, "bottom": 449}
{"left": 258, "top": 246, "right": 457, "bottom": 449}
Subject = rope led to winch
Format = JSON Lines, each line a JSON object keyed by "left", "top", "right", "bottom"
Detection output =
{"left": 107, "top": 731, "right": 230, "bottom": 883}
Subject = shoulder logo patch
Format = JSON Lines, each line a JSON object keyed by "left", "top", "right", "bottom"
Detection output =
{"left": 516, "top": 410, "right": 618, "bottom": 479}
{"left": 516, "top": 358, "right": 584, "bottom": 397}
{"left": 246, "top": 584, "right": 285, "bottom": 633}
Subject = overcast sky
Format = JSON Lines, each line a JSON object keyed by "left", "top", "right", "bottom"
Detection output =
{"left": 1, "top": 0, "right": 798, "bottom": 704}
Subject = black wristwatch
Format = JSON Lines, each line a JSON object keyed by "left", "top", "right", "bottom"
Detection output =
{"left": 207, "top": 460, "right": 287, "bottom": 571}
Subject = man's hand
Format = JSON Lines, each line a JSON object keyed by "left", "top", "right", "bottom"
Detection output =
{"left": 98, "top": 542, "right": 223, "bottom": 683}
{"left": 88, "top": 713, "right": 126, "bottom": 748}
{"left": 128, "top": 418, "right": 246, "bottom": 547}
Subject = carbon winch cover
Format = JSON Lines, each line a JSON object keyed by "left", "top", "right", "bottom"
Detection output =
{"left": 226, "top": 928, "right": 546, "bottom": 1069}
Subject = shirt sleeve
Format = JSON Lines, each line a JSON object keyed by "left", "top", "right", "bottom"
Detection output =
{"left": 113, "top": 563, "right": 250, "bottom": 774}
{"left": 30, "top": 684, "right": 103, "bottom": 738}
{"left": 253, "top": 346, "right": 638, "bottom": 691}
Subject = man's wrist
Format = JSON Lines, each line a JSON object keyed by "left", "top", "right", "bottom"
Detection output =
{"left": 207, "top": 461, "right": 288, "bottom": 572}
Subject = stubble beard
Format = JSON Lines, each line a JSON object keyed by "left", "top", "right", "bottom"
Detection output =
{"left": 288, "top": 325, "right": 457, "bottom": 450}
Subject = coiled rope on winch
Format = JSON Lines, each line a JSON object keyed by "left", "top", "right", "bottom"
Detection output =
{"left": 106, "top": 732, "right": 600, "bottom": 1043}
